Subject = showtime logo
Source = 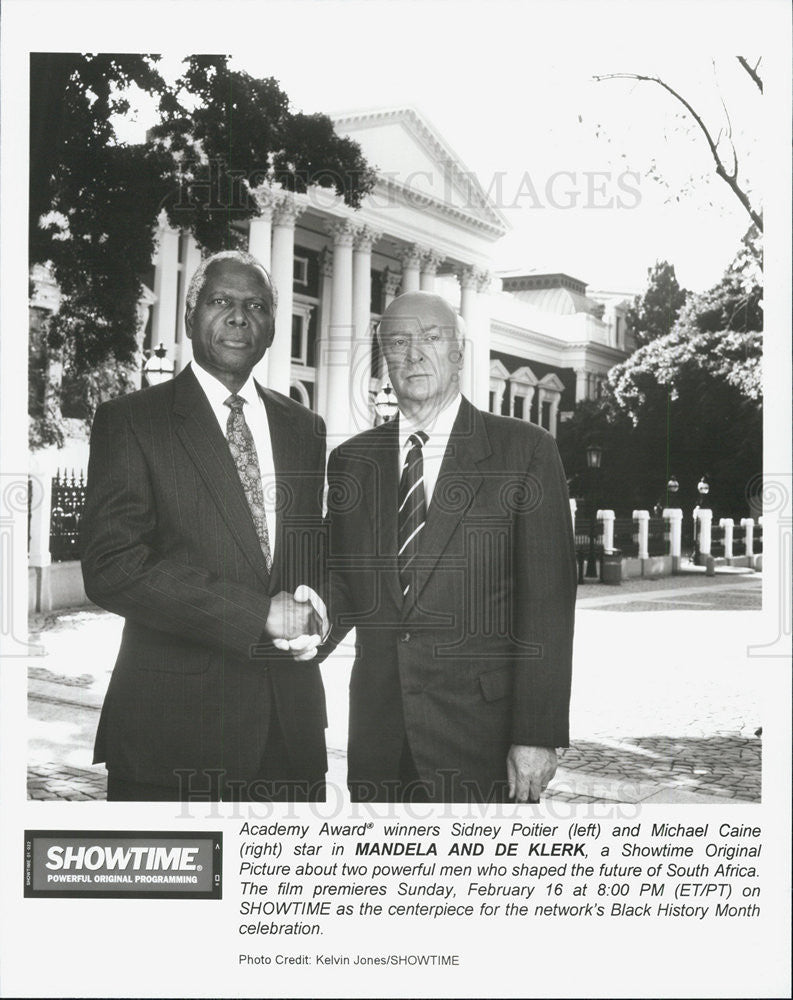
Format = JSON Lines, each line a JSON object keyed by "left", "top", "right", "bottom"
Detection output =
{"left": 46, "top": 845, "right": 200, "bottom": 871}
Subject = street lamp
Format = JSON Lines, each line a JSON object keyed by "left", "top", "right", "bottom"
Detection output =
{"left": 143, "top": 343, "right": 174, "bottom": 387}
{"left": 586, "top": 444, "right": 603, "bottom": 471}
{"left": 374, "top": 382, "right": 399, "bottom": 423}
{"left": 585, "top": 444, "right": 603, "bottom": 578}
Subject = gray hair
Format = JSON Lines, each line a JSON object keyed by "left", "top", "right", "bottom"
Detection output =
{"left": 185, "top": 249, "right": 278, "bottom": 316}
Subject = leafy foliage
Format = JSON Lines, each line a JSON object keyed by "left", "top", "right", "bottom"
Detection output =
{"left": 29, "top": 53, "right": 376, "bottom": 447}
{"left": 559, "top": 228, "right": 762, "bottom": 516}
{"left": 625, "top": 260, "right": 687, "bottom": 346}
{"left": 154, "top": 56, "right": 377, "bottom": 251}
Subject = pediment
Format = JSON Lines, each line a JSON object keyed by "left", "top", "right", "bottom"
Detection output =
{"left": 539, "top": 372, "right": 565, "bottom": 392}
{"left": 332, "top": 107, "right": 508, "bottom": 237}
{"left": 489, "top": 359, "right": 511, "bottom": 381}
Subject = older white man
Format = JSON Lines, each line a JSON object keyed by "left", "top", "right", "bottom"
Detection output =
{"left": 324, "top": 291, "right": 576, "bottom": 803}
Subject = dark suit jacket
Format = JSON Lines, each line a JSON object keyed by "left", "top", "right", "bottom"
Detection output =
{"left": 325, "top": 397, "right": 576, "bottom": 801}
{"left": 81, "top": 365, "right": 327, "bottom": 789}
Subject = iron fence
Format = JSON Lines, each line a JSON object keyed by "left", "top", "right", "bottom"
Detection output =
{"left": 612, "top": 517, "right": 636, "bottom": 557}
{"left": 50, "top": 469, "right": 86, "bottom": 562}
{"left": 646, "top": 516, "right": 666, "bottom": 556}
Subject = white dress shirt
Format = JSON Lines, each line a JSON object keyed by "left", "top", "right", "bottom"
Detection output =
{"left": 190, "top": 362, "right": 277, "bottom": 558}
{"left": 398, "top": 394, "right": 462, "bottom": 509}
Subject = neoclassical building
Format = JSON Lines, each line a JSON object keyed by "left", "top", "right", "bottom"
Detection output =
{"left": 139, "top": 108, "right": 634, "bottom": 444}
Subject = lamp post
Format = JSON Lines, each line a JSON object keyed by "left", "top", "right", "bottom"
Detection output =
{"left": 143, "top": 343, "right": 174, "bottom": 387}
{"left": 374, "top": 382, "right": 399, "bottom": 423}
{"left": 585, "top": 444, "right": 602, "bottom": 579}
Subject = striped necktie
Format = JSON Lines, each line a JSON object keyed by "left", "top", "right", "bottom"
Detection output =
{"left": 224, "top": 393, "right": 273, "bottom": 571}
{"left": 398, "top": 431, "right": 428, "bottom": 598}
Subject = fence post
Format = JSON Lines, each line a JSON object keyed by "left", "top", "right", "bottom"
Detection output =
{"left": 663, "top": 508, "right": 683, "bottom": 573}
{"left": 719, "top": 518, "right": 734, "bottom": 562}
{"left": 27, "top": 466, "right": 53, "bottom": 614}
{"left": 697, "top": 509, "right": 713, "bottom": 574}
{"left": 741, "top": 517, "right": 754, "bottom": 557}
{"left": 597, "top": 509, "right": 615, "bottom": 552}
{"left": 632, "top": 509, "right": 649, "bottom": 560}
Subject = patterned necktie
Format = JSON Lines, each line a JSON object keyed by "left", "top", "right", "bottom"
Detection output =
{"left": 398, "top": 431, "right": 429, "bottom": 598}
{"left": 224, "top": 393, "right": 272, "bottom": 571}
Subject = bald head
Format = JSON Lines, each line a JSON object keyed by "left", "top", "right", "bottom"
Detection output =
{"left": 377, "top": 291, "right": 465, "bottom": 421}
{"left": 380, "top": 291, "right": 465, "bottom": 346}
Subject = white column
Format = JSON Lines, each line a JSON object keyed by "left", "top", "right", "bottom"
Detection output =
{"left": 350, "top": 225, "right": 380, "bottom": 434}
{"left": 548, "top": 394, "right": 561, "bottom": 438}
{"left": 597, "top": 509, "right": 615, "bottom": 552}
{"left": 175, "top": 235, "right": 201, "bottom": 373}
{"left": 314, "top": 247, "right": 334, "bottom": 417}
{"left": 522, "top": 387, "right": 536, "bottom": 422}
{"left": 491, "top": 381, "right": 506, "bottom": 415}
{"left": 420, "top": 249, "right": 444, "bottom": 291}
{"left": 459, "top": 267, "right": 479, "bottom": 403}
{"left": 473, "top": 271, "right": 492, "bottom": 410}
{"left": 27, "top": 466, "right": 52, "bottom": 573}
{"left": 247, "top": 186, "right": 275, "bottom": 271}
{"left": 268, "top": 196, "right": 303, "bottom": 395}
{"left": 697, "top": 509, "right": 713, "bottom": 556}
{"left": 324, "top": 220, "right": 355, "bottom": 442}
{"left": 399, "top": 245, "right": 424, "bottom": 293}
{"left": 720, "top": 518, "right": 734, "bottom": 560}
{"left": 569, "top": 498, "right": 577, "bottom": 522}
{"left": 151, "top": 225, "right": 180, "bottom": 358}
{"left": 248, "top": 193, "right": 275, "bottom": 388}
{"left": 382, "top": 267, "right": 401, "bottom": 311}
{"left": 574, "top": 369, "right": 588, "bottom": 403}
{"left": 664, "top": 508, "right": 683, "bottom": 560}
{"left": 633, "top": 509, "right": 650, "bottom": 559}
{"left": 741, "top": 517, "right": 755, "bottom": 556}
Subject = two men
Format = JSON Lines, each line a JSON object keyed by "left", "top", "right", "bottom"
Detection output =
{"left": 82, "top": 251, "right": 328, "bottom": 801}
{"left": 326, "top": 292, "right": 576, "bottom": 802}
{"left": 84, "top": 253, "right": 574, "bottom": 804}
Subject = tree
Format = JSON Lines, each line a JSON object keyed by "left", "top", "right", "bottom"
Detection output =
{"left": 153, "top": 56, "right": 377, "bottom": 252}
{"left": 626, "top": 260, "right": 687, "bottom": 346}
{"left": 594, "top": 57, "right": 762, "bottom": 232}
{"left": 558, "top": 227, "right": 762, "bottom": 517}
{"left": 29, "top": 53, "right": 376, "bottom": 446}
{"left": 30, "top": 54, "right": 177, "bottom": 445}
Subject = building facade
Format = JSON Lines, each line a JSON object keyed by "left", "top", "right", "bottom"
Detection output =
{"left": 79, "top": 108, "right": 636, "bottom": 453}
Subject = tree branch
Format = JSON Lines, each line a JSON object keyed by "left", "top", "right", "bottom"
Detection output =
{"left": 594, "top": 72, "right": 762, "bottom": 232}
{"left": 737, "top": 56, "right": 763, "bottom": 93}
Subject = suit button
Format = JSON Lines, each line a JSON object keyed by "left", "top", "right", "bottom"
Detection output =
{"left": 400, "top": 631, "right": 411, "bottom": 643}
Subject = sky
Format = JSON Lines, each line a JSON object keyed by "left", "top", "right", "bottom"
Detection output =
{"left": 114, "top": 3, "right": 763, "bottom": 295}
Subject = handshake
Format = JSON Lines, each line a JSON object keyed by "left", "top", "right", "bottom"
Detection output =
{"left": 264, "top": 586, "right": 330, "bottom": 662}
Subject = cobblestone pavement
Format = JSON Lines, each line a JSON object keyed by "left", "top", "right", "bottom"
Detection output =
{"left": 26, "top": 582, "right": 763, "bottom": 804}
{"left": 577, "top": 569, "right": 762, "bottom": 612}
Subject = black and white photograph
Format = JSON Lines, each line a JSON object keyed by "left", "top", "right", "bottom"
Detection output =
{"left": 1, "top": 1, "right": 790, "bottom": 998}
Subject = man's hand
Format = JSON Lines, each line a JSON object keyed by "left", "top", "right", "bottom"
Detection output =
{"left": 265, "top": 591, "right": 323, "bottom": 643}
{"left": 268, "top": 587, "right": 329, "bottom": 662}
{"left": 507, "top": 745, "right": 558, "bottom": 802}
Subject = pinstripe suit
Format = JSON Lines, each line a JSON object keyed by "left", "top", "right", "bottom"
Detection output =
{"left": 81, "top": 365, "right": 327, "bottom": 796}
{"left": 326, "top": 397, "right": 576, "bottom": 801}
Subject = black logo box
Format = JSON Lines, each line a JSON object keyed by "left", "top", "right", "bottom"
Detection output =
{"left": 24, "top": 830, "right": 222, "bottom": 900}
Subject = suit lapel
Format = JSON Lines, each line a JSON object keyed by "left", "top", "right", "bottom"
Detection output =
{"left": 173, "top": 367, "right": 271, "bottom": 587}
{"left": 258, "top": 384, "right": 301, "bottom": 592}
{"left": 409, "top": 398, "right": 490, "bottom": 609}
